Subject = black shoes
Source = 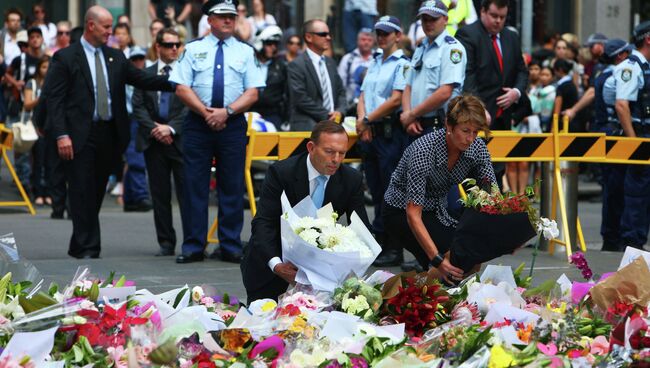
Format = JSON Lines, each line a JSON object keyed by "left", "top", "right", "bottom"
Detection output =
{"left": 155, "top": 248, "right": 175, "bottom": 256}
{"left": 372, "top": 249, "right": 404, "bottom": 267}
{"left": 209, "top": 248, "right": 243, "bottom": 264}
{"left": 124, "top": 200, "right": 153, "bottom": 212}
{"left": 176, "top": 252, "right": 205, "bottom": 263}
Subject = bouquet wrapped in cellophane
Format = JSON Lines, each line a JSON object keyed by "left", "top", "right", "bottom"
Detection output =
{"left": 280, "top": 192, "right": 381, "bottom": 292}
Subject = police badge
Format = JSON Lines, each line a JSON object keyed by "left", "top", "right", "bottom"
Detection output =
{"left": 450, "top": 49, "right": 462, "bottom": 64}
{"left": 621, "top": 68, "right": 632, "bottom": 82}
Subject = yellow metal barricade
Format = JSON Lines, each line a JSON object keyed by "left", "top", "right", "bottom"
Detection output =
{"left": 0, "top": 123, "right": 35, "bottom": 215}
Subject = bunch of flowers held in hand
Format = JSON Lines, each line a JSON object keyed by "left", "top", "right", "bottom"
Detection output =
{"left": 293, "top": 213, "right": 372, "bottom": 257}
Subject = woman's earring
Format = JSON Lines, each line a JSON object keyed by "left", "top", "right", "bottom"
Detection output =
{"left": 447, "top": 131, "right": 451, "bottom": 135}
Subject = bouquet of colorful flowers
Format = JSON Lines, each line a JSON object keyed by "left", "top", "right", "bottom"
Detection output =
{"left": 280, "top": 192, "right": 381, "bottom": 292}
{"left": 449, "top": 179, "right": 558, "bottom": 273}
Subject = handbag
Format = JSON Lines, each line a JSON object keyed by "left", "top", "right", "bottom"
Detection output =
{"left": 11, "top": 80, "right": 38, "bottom": 154}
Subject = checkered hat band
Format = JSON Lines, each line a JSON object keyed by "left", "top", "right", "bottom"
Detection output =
{"left": 419, "top": 5, "right": 448, "bottom": 17}
{"left": 375, "top": 21, "right": 401, "bottom": 32}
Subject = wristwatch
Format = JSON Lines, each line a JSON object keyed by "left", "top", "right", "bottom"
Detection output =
{"left": 225, "top": 105, "right": 235, "bottom": 116}
{"left": 429, "top": 254, "right": 444, "bottom": 268}
{"left": 363, "top": 116, "right": 370, "bottom": 125}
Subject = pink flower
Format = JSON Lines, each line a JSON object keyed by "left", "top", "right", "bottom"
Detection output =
{"left": 537, "top": 342, "right": 558, "bottom": 356}
{"left": 200, "top": 296, "right": 215, "bottom": 308}
{"left": 590, "top": 336, "right": 609, "bottom": 356}
{"left": 549, "top": 357, "right": 563, "bottom": 368}
{"left": 107, "top": 346, "right": 127, "bottom": 368}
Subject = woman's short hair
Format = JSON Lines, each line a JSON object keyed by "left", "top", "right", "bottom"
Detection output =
{"left": 310, "top": 120, "right": 347, "bottom": 144}
{"left": 446, "top": 95, "right": 490, "bottom": 135}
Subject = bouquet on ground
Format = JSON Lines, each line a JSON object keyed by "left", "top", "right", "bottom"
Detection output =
{"left": 280, "top": 192, "right": 381, "bottom": 292}
{"left": 449, "top": 179, "right": 559, "bottom": 273}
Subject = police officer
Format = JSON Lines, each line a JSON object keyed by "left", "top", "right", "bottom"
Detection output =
{"left": 355, "top": 15, "right": 410, "bottom": 267}
{"left": 170, "top": 0, "right": 265, "bottom": 264}
{"left": 251, "top": 25, "right": 288, "bottom": 130}
{"left": 593, "top": 39, "right": 632, "bottom": 251}
{"left": 614, "top": 21, "right": 650, "bottom": 250}
{"left": 400, "top": 0, "right": 466, "bottom": 137}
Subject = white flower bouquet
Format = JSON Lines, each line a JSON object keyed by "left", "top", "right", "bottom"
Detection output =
{"left": 280, "top": 192, "right": 381, "bottom": 292}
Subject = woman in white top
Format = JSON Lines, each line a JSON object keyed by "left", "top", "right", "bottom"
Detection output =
{"left": 247, "top": 0, "right": 276, "bottom": 42}
{"left": 31, "top": 4, "right": 57, "bottom": 49}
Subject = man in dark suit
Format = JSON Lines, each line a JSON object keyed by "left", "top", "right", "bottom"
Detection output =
{"left": 241, "top": 121, "right": 369, "bottom": 302}
{"left": 455, "top": 0, "right": 528, "bottom": 131}
{"left": 47, "top": 5, "right": 173, "bottom": 259}
{"left": 287, "top": 19, "right": 347, "bottom": 131}
{"left": 132, "top": 28, "right": 187, "bottom": 256}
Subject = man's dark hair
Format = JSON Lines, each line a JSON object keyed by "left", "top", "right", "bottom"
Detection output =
{"left": 27, "top": 26, "right": 43, "bottom": 37}
{"left": 310, "top": 120, "right": 347, "bottom": 144}
{"left": 149, "top": 18, "right": 165, "bottom": 30}
{"left": 553, "top": 59, "right": 573, "bottom": 75}
{"left": 5, "top": 8, "right": 23, "bottom": 22}
{"left": 481, "top": 0, "right": 508, "bottom": 11}
{"left": 156, "top": 27, "right": 180, "bottom": 44}
{"left": 302, "top": 19, "right": 322, "bottom": 39}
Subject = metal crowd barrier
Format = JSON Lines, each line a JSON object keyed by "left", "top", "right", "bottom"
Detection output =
{"left": 0, "top": 123, "right": 35, "bottom": 215}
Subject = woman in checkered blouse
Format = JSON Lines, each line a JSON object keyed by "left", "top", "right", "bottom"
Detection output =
{"left": 383, "top": 95, "right": 497, "bottom": 284}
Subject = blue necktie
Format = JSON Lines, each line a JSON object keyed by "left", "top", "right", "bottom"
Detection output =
{"left": 312, "top": 175, "right": 327, "bottom": 208}
{"left": 211, "top": 40, "right": 225, "bottom": 108}
{"left": 159, "top": 65, "right": 172, "bottom": 121}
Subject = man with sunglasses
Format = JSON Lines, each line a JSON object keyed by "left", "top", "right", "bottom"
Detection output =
{"left": 169, "top": 0, "right": 265, "bottom": 264}
{"left": 49, "top": 21, "right": 72, "bottom": 55}
{"left": 288, "top": 19, "right": 347, "bottom": 131}
{"left": 251, "top": 25, "right": 287, "bottom": 129}
{"left": 132, "top": 28, "right": 188, "bottom": 256}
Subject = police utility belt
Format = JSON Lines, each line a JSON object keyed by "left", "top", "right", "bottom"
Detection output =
{"left": 417, "top": 109, "right": 446, "bottom": 129}
{"left": 633, "top": 123, "right": 650, "bottom": 135}
{"left": 367, "top": 113, "right": 401, "bottom": 139}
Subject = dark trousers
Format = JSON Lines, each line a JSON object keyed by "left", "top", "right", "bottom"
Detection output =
{"left": 383, "top": 202, "right": 455, "bottom": 269}
{"left": 30, "top": 136, "right": 49, "bottom": 197}
{"left": 246, "top": 276, "right": 289, "bottom": 304}
{"left": 181, "top": 113, "right": 246, "bottom": 255}
{"left": 144, "top": 140, "right": 184, "bottom": 251}
{"left": 65, "top": 121, "right": 116, "bottom": 257}
{"left": 123, "top": 120, "right": 149, "bottom": 204}
{"left": 600, "top": 163, "right": 626, "bottom": 247}
{"left": 45, "top": 132, "right": 67, "bottom": 215}
{"left": 361, "top": 125, "right": 408, "bottom": 236}
{"left": 621, "top": 164, "right": 650, "bottom": 248}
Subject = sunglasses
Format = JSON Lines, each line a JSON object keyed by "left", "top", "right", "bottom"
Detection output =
{"left": 57, "top": 31, "right": 70, "bottom": 36}
{"left": 159, "top": 42, "right": 181, "bottom": 48}
{"left": 309, "top": 31, "right": 330, "bottom": 38}
{"left": 288, "top": 40, "right": 301, "bottom": 45}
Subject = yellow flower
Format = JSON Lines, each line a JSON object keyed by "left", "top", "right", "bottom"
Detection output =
{"left": 546, "top": 301, "right": 567, "bottom": 314}
{"left": 488, "top": 345, "right": 515, "bottom": 368}
{"left": 261, "top": 300, "right": 277, "bottom": 312}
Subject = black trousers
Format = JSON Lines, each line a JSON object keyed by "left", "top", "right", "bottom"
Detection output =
{"left": 45, "top": 133, "right": 68, "bottom": 215}
{"left": 143, "top": 141, "right": 184, "bottom": 251}
{"left": 383, "top": 202, "right": 455, "bottom": 269}
{"left": 245, "top": 276, "right": 289, "bottom": 304}
{"left": 65, "top": 121, "right": 116, "bottom": 257}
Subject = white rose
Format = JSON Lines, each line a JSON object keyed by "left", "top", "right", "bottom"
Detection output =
{"left": 191, "top": 286, "right": 204, "bottom": 303}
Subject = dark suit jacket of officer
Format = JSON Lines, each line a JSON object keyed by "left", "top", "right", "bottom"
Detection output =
{"left": 47, "top": 41, "right": 173, "bottom": 154}
{"left": 131, "top": 62, "right": 187, "bottom": 153}
{"left": 241, "top": 151, "right": 369, "bottom": 301}
{"left": 287, "top": 52, "right": 347, "bottom": 129}
{"left": 455, "top": 21, "right": 528, "bottom": 129}
{"left": 252, "top": 56, "right": 289, "bottom": 121}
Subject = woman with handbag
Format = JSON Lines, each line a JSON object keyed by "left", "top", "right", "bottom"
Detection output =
{"left": 22, "top": 55, "right": 50, "bottom": 206}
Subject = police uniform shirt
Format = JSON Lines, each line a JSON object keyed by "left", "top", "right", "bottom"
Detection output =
{"left": 360, "top": 49, "right": 409, "bottom": 116}
{"left": 169, "top": 33, "right": 266, "bottom": 108}
{"left": 407, "top": 29, "right": 466, "bottom": 116}
{"left": 601, "top": 65, "right": 617, "bottom": 110}
{"left": 614, "top": 49, "right": 648, "bottom": 114}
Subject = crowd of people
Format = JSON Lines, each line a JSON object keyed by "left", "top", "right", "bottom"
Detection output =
{"left": 0, "top": 0, "right": 649, "bottom": 290}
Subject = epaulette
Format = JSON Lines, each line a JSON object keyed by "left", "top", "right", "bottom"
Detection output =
{"left": 373, "top": 51, "right": 382, "bottom": 59}
{"left": 186, "top": 36, "right": 205, "bottom": 45}
{"left": 399, "top": 54, "right": 410, "bottom": 61}
{"left": 444, "top": 35, "right": 457, "bottom": 44}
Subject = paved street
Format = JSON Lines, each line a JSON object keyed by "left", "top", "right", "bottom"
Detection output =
{"left": 0, "top": 165, "right": 630, "bottom": 303}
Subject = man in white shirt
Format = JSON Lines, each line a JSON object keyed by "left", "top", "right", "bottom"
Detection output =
{"left": 337, "top": 28, "right": 374, "bottom": 105}
{"left": 241, "top": 121, "right": 369, "bottom": 302}
{"left": 1, "top": 8, "right": 23, "bottom": 68}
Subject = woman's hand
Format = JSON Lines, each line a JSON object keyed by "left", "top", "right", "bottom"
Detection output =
{"left": 437, "top": 253, "right": 464, "bottom": 284}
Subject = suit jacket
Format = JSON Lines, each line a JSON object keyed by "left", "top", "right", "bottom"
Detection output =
{"left": 47, "top": 41, "right": 173, "bottom": 154}
{"left": 241, "top": 152, "right": 369, "bottom": 294}
{"left": 287, "top": 52, "right": 347, "bottom": 129}
{"left": 131, "top": 62, "right": 187, "bottom": 152}
{"left": 455, "top": 21, "right": 528, "bottom": 128}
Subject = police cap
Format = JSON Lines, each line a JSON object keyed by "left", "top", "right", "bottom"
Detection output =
{"left": 202, "top": 0, "right": 239, "bottom": 16}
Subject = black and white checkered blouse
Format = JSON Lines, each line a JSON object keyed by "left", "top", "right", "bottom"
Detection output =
{"left": 384, "top": 128, "right": 497, "bottom": 226}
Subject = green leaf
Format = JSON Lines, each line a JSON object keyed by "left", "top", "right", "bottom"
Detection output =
{"left": 522, "top": 279, "right": 557, "bottom": 298}
{"left": 88, "top": 281, "right": 99, "bottom": 302}
{"left": 173, "top": 288, "right": 188, "bottom": 308}
{"left": 114, "top": 275, "right": 126, "bottom": 288}
{"left": 48, "top": 283, "right": 59, "bottom": 296}
{"left": 223, "top": 292, "right": 230, "bottom": 305}
{"left": 73, "top": 344, "right": 84, "bottom": 363}
{"left": 100, "top": 271, "right": 115, "bottom": 288}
